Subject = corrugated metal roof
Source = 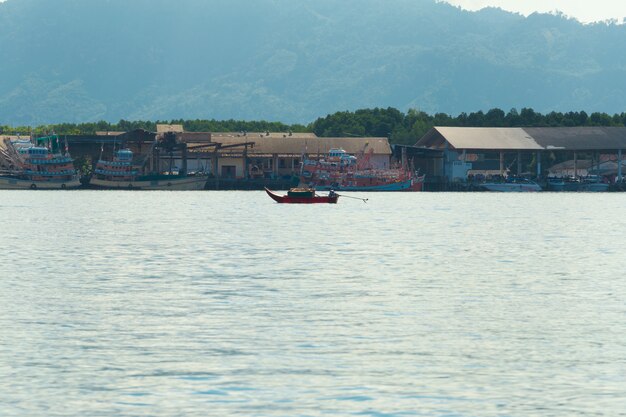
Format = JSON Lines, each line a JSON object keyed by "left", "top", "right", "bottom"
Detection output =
{"left": 176, "top": 132, "right": 212, "bottom": 142}
{"left": 189, "top": 136, "right": 391, "bottom": 155}
{"left": 418, "top": 127, "right": 542, "bottom": 150}
{"left": 211, "top": 132, "right": 318, "bottom": 140}
{"left": 0, "top": 135, "right": 20, "bottom": 149}
{"left": 548, "top": 159, "right": 594, "bottom": 170}
{"left": 157, "top": 124, "right": 184, "bottom": 133}
{"left": 417, "top": 126, "right": 626, "bottom": 151}
{"left": 524, "top": 127, "right": 626, "bottom": 150}
{"left": 95, "top": 131, "right": 125, "bottom": 136}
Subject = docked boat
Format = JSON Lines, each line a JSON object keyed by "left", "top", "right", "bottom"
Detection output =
{"left": 481, "top": 177, "right": 542, "bottom": 192}
{"left": 547, "top": 176, "right": 609, "bottom": 192}
{"left": 265, "top": 187, "right": 339, "bottom": 204}
{"left": 90, "top": 148, "right": 207, "bottom": 190}
{"left": 300, "top": 147, "right": 424, "bottom": 192}
{"left": 546, "top": 177, "right": 567, "bottom": 191}
{"left": 312, "top": 176, "right": 424, "bottom": 191}
{"left": 577, "top": 181, "right": 609, "bottom": 192}
{"left": 0, "top": 135, "right": 81, "bottom": 189}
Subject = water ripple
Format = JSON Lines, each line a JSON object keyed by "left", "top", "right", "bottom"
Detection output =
{"left": 1, "top": 191, "right": 626, "bottom": 416}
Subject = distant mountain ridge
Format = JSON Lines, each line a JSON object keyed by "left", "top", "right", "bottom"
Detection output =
{"left": 1, "top": 0, "right": 626, "bottom": 125}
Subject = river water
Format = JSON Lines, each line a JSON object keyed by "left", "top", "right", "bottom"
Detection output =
{"left": 1, "top": 191, "right": 625, "bottom": 416}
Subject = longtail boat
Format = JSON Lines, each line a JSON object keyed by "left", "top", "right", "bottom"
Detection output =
{"left": 265, "top": 187, "right": 338, "bottom": 204}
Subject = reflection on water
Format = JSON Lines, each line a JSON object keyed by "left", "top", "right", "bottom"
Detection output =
{"left": 1, "top": 191, "right": 626, "bottom": 416}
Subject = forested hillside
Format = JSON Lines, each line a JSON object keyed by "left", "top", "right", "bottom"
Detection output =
{"left": 1, "top": 0, "right": 626, "bottom": 125}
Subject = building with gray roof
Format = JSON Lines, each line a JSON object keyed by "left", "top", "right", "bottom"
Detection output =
{"left": 416, "top": 127, "right": 626, "bottom": 181}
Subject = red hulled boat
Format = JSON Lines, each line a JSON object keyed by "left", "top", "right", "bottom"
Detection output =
{"left": 265, "top": 187, "right": 338, "bottom": 204}
{"left": 300, "top": 147, "right": 424, "bottom": 192}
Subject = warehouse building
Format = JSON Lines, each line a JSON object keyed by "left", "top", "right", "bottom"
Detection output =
{"left": 415, "top": 127, "right": 626, "bottom": 182}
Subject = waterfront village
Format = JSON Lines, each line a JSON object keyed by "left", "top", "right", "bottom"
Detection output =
{"left": 2, "top": 123, "right": 626, "bottom": 192}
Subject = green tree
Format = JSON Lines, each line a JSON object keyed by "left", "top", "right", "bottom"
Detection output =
{"left": 485, "top": 108, "right": 505, "bottom": 126}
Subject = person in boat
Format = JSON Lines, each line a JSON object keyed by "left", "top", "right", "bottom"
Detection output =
{"left": 329, "top": 189, "right": 337, "bottom": 198}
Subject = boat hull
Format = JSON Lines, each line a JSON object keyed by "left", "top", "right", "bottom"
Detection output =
{"left": 576, "top": 183, "right": 609, "bottom": 192}
{"left": 0, "top": 176, "right": 82, "bottom": 190}
{"left": 547, "top": 180, "right": 609, "bottom": 192}
{"left": 89, "top": 175, "right": 208, "bottom": 190}
{"left": 481, "top": 182, "right": 542, "bottom": 192}
{"left": 314, "top": 178, "right": 417, "bottom": 192}
{"left": 547, "top": 180, "right": 566, "bottom": 191}
{"left": 265, "top": 188, "right": 338, "bottom": 204}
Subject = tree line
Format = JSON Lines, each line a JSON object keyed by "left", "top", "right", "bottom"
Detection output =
{"left": 309, "top": 108, "right": 626, "bottom": 145}
{"left": 0, "top": 119, "right": 308, "bottom": 138}
{"left": 3, "top": 107, "right": 626, "bottom": 145}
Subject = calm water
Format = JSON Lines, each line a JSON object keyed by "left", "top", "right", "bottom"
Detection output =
{"left": 1, "top": 191, "right": 625, "bottom": 417}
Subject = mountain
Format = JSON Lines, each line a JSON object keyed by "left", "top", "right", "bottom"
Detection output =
{"left": 1, "top": 0, "right": 626, "bottom": 125}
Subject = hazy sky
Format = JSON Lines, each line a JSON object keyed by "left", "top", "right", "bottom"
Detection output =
{"left": 443, "top": 0, "right": 626, "bottom": 23}
{"left": 0, "top": 0, "right": 623, "bottom": 24}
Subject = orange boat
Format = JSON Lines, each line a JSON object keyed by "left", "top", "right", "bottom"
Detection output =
{"left": 300, "top": 147, "right": 424, "bottom": 191}
{"left": 265, "top": 187, "right": 338, "bottom": 204}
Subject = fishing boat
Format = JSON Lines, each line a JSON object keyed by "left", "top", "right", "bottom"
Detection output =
{"left": 90, "top": 148, "right": 208, "bottom": 190}
{"left": 313, "top": 175, "right": 424, "bottom": 191}
{"left": 0, "top": 135, "right": 81, "bottom": 189}
{"left": 265, "top": 187, "right": 339, "bottom": 204}
{"left": 481, "top": 177, "right": 542, "bottom": 192}
{"left": 300, "top": 147, "right": 424, "bottom": 192}
{"left": 546, "top": 176, "right": 609, "bottom": 192}
{"left": 577, "top": 180, "right": 609, "bottom": 192}
{"left": 546, "top": 177, "right": 567, "bottom": 191}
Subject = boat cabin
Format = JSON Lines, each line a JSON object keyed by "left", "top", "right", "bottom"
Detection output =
{"left": 115, "top": 149, "right": 133, "bottom": 162}
{"left": 326, "top": 148, "right": 357, "bottom": 165}
{"left": 16, "top": 146, "right": 50, "bottom": 158}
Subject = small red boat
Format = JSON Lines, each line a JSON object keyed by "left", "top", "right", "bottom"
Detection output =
{"left": 265, "top": 187, "right": 339, "bottom": 204}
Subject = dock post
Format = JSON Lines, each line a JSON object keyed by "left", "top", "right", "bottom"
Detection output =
{"left": 181, "top": 144, "right": 188, "bottom": 175}
{"left": 402, "top": 147, "right": 407, "bottom": 169}
{"left": 244, "top": 145, "right": 249, "bottom": 180}
{"left": 536, "top": 151, "right": 541, "bottom": 178}
{"left": 212, "top": 150, "right": 220, "bottom": 190}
